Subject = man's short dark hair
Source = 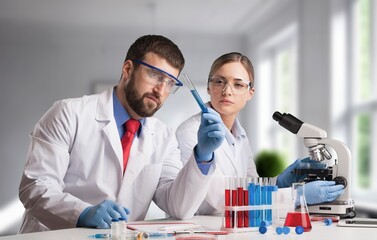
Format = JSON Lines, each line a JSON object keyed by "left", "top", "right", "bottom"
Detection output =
{"left": 125, "top": 35, "right": 185, "bottom": 72}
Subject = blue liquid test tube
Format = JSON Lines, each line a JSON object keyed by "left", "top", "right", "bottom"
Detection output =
{"left": 190, "top": 89, "right": 208, "bottom": 113}
{"left": 261, "top": 179, "right": 267, "bottom": 223}
{"left": 264, "top": 178, "right": 272, "bottom": 222}
{"left": 181, "top": 73, "right": 208, "bottom": 113}
{"left": 248, "top": 179, "right": 255, "bottom": 227}
{"left": 255, "top": 178, "right": 261, "bottom": 227}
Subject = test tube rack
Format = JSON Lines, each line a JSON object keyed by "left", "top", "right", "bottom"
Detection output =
{"left": 221, "top": 177, "right": 279, "bottom": 233}
{"left": 221, "top": 205, "right": 278, "bottom": 232}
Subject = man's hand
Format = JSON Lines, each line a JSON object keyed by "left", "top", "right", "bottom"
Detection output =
{"left": 277, "top": 157, "right": 327, "bottom": 188}
{"left": 77, "top": 200, "right": 130, "bottom": 228}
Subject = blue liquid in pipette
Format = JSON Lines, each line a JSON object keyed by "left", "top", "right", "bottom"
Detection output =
{"left": 148, "top": 232, "right": 174, "bottom": 238}
{"left": 190, "top": 90, "right": 208, "bottom": 113}
{"left": 88, "top": 233, "right": 110, "bottom": 238}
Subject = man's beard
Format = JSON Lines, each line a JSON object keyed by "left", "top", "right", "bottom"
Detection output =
{"left": 124, "top": 74, "right": 163, "bottom": 117}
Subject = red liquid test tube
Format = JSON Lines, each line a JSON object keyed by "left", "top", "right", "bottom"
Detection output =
{"left": 224, "top": 177, "right": 231, "bottom": 228}
{"left": 237, "top": 178, "right": 244, "bottom": 228}
{"left": 231, "top": 178, "right": 238, "bottom": 228}
{"left": 243, "top": 178, "right": 249, "bottom": 227}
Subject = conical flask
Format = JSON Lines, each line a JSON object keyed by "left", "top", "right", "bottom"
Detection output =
{"left": 283, "top": 182, "right": 312, "bottom": 232}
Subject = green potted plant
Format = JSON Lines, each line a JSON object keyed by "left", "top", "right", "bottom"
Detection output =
{"left": 255, "top": 150, "right": 287, "bottom": 177}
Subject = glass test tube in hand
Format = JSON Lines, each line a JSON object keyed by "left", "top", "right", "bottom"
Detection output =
{"left": 181, "top": 73, "right": 208, "bottom": 113}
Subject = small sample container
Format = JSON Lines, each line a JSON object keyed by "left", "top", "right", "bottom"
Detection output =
{"left": 111, "top": 218, "right": 120, "bottom": 240}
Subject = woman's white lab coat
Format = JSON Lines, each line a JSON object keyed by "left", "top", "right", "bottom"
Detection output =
{"left": 176, "top": 107, "right": 259, "bottom": 215}
{"left": 19, "top": 88, "right": 212, "bottom": 233}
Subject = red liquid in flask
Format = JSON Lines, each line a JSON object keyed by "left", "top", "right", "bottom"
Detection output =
{"left": 284, "top": 212, "right": 312, "bottom": 232}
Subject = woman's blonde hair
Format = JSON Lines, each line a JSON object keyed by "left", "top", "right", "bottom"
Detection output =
{"left": 208, "top": 52, "right": 254, "bottom": 86}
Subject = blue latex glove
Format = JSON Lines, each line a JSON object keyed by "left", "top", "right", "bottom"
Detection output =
{"left": 301, "top": 181, "right": 345, "bottom": 205}
{"left": 77, "top": 200, "right": 130, "bottom": 228}
{"left": 195, "top": 108, "right": 226, "bottom": 161}
{"left": 276, "top": 157, "right": 327, "bottom": 188}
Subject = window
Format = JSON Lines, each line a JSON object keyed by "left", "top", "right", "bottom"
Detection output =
{"left": 331, "top": 0, "right": 377, "bottom": 204}
{"left": 351, "top": 0, "right": 376, "bottom": 198}
{"left": 255, "top": 24, "right": 298, "bottom": 163}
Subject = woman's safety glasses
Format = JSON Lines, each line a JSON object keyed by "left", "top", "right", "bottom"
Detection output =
{"left": 208, "top": 76, "right": 253, "bottom": 95}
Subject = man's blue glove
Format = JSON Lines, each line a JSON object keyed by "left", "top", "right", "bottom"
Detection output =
{"left": 195, "top": 108, "right": 226, "bottom": 161}
{"left": 276, "top": 157, "right": 327, "bottom": 188}
{"left": 77, "top": 200, "right": 130, "bottom": 228}
{"left": 301, "top": 181, "right": 345, "bottom": 205}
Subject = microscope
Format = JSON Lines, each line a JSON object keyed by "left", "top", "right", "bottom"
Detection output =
{"left": 272, "top": 111, "right": 356, "bottom": 218}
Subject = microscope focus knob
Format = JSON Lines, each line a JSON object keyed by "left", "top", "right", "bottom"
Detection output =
{"left": 333, "top": 176, "right": 347, "bottom": 188}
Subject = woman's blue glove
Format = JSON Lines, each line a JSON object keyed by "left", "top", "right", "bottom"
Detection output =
{"left": 77, "top": 200, "right": 130, "bottom": 228}
{"left": 195, "top": 108, "right": 226, "bottom": 161}
{"left": 276, "top": 157, "right": 327, "bottom": 188}
{"left": 301, "top": 181, "right": 345, "bottom": 205}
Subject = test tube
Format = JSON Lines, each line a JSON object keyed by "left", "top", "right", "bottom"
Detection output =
{"left": 237, "top": 178, "right": 244, "bottom": 228}
{"left": 181, "top": 73, "right": 209, "bottom": 113}
{"left": 263, "top": 178, "right": 272, "bottom": 222}
{"left": 248, "top": 177, "right": 256, "bottom": 227}
{"left": 271, "top": 185, "right": 279, "bottom": 225}
{"left": 254, "top": 178, "right": 262, "bottom": 226}
{"left": 261, "top": 178, "right": 267, "bottom": 223}
{"left": 231, "top": 177, "right": 238, "bottom": 228}
{"left": 224, "top": 177, "right": 231, "bottom": 228}
{"left": 243, "top": 178, "right": 250, "bottom": 227}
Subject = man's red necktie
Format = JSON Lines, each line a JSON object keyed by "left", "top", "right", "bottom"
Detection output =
{"left": 121, "top": 119, "right": 140, "bottom": 173}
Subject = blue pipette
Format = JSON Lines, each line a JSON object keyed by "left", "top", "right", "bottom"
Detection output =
{"left": 88, "top": 233, "right": 110, "bottom": 238}
{"left": 181, "top": 73, "right": 209, "bottom": 113}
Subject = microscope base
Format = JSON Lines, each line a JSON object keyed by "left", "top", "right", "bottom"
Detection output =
{"left": 308, "top": 200, "right": 356, "bottom": 218}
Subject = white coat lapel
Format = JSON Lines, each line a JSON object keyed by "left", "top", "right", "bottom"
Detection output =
{"left": 95, "top": 88, "right": 123, "bottom": 171}
{"left": 218, "top": 131, "right": 242, "bottom": 176}
{"left": 102, "top": 122, "right": 123, "bottom": 169}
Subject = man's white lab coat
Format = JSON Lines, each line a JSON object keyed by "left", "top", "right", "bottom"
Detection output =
{"left": 19, "top": 88, "right": 212, "bottom": 233}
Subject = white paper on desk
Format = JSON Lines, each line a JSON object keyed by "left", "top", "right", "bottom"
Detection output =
{"left": 127, "top": 222, "right": 202, "bottom": 233}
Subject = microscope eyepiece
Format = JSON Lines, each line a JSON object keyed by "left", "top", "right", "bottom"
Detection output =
{"left": 272, "top": 111, "right": 283, "bottom": 122}
{"left": 272, "top": 111, "right": 303, "bottom": 134}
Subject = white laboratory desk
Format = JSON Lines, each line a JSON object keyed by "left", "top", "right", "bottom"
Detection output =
{"left": 1, "top": 216, "right": 376, "bottom": 240}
